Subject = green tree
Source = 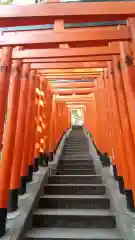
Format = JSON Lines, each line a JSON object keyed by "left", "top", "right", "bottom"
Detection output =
{"left": 72, "top": 109, "right": 82, "bottom": 124}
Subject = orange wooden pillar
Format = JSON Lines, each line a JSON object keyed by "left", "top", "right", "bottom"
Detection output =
{"left": 97, "top": 73, "right": 110, "bottom": 155}
{"left": 96, "top": 77, "right": 107, "bottom": 153}
{"left": 48, "top": 94, "right": 56, "bottom": 161}
{"left": 95, "top": 80, "right": 106, "bottom": 152}
{"left": 94, "top": 74, "right": 111, "bottom": 155}
{"left": 83, "top": 105, "right": 88, "bottom": 131}
{"left": 103, "top": 70, "right": 115, "bottom": 157}
{"left": 119, "top": 41, "right": 135, "bottom": 145}
{"left": 38, "top": 79, "right": 49, "bottom": 166}
{"left": 55, "top": 102, "right": 60, "bottom": 152}
{"left": 84, "top": 104, "right": 91, "bottom": 133}
{"left": 58, "top": 103, "right": 68, "bottom": 145}
{"left": 34, "top": 76, "right": 45, "bottom": 168}
{"left": 97, "top": 72, "right": 119, "bottom": 168}
{"left": 1, "top": 60, "right": 22, "bottom": 214}
{"left": 20, "top": 70, "right": 36, "bottom": 185}
{"left": 128, "top": 18, "right": 135, "bottom": 66}
{"left": 93, "top": 92, "right": 102, "bottom": 151}
{"left": 0, "top": 56, "right": 22, "bottom": 236}
{"left": 68, "top": 107, "right": 71, "bottom": 129}
{"left": 113, "top": 54, "right": 135, "bottom": 210}
{"left": 27, "top": 75, "right": 41, "bottom": 171}
{"left": 65, "top": 104, "right": 70, "bottom": 131}
{"left": 0, "top": 47, "right": 12, "bottom": 158}
{"left": 38, "top": 81, "right": 49, "bottom": 166}
{"left": 103, "top": 69, "right": 119, "bottom": 175}
{"left": 119, "top": 41, "right": 135, "bottom": 208}
{"left": 9, "top": 63, "right": 30, "bottom": 199}
{"left": 86, "top": 99, "right": 97, "bottom": 142}
{"left": 41, "top": 82, "right": 49, "bottom": 161}
{"left": 29, "top": 75, "right": 41, "bottom": 172}
{"left": 107, "top": 61, "right": 130, "bottom": 194}
{"left": 38, "top": 80, "right": 47, "bottom": 164}
{"left": 53, "top": 102, "right": 59, "bottom": 153}
{"left": 42, "top": 84, "right": 53, "bottom": 162}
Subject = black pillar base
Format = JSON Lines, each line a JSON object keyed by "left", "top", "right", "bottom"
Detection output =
{"left": 42, "top": 153, "right": 48, "bottom": 166}
{"left": 39, "top": 153, "right": 44, "bottom": 166}
{"left": 44, "top": 153, "right": 49, "bottom": 166}
{"left": 112, "top": 165, "right": 118, "bottom": 180}
{"left": 54, "top": 140, "right": 60, "bottom": 154}
{"left": 54, "top": 132, "right": 65, "bottom": 154}
{"left": 100, "top": 153, "right": 110, "bottom": 167}
{"left": 117, "top": 176, "right": 125, "bottom": 194}
{"left": 97, "top": 151, "right": 102, "bottom": 157}
{"left": 48, "top": 152, "right": 53, "bottom": 161}
{"left": 0, "top": 208, "right": 7, "bottom": 237}
{"left": 27, "top": 165, "right": 33, "bottom": 183}
{"left": 125, "top": 189, "right": 135, "bottom": 212}
{"left": 19, "top": 176, "right": 27, "bottom": 195}
{"left": 8, "top": 189, "right": 19, "bottom": 213}
{"left": 46, "top": 154, "right": 49, "bottom": 164}
{"left": 39, "top": 153, "right": 48, "bottom": 166}
{"left": 53, "top": 148, "right": 56, "bottom": 154}
{"left": 33, "top": 157, "right": 39, "bottom": 172}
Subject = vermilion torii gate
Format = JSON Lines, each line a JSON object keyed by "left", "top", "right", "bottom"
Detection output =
{"left": 1, "top": 1, "right": 135, "bottom": 237}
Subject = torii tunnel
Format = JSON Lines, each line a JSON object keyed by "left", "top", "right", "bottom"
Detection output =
{"left": 1, "top": 1, "right": 135, "bottom": 239}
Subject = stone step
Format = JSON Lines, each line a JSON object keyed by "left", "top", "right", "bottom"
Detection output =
{"left": 60, "top": 161, "right": 94, "bottom": 165}
{"left": 63, "top": 151, "right": 89, "bottom": 154}
{"left": 64, "top": 150, "right": 89, "bottom": 153}
{"left": 58, "top": 164, "right": 94, "bottom": 169}
{"left": 57, "top": 169, "right": 96, "bottom": 175}
{"left": 66, "top": 142, "right": 87, "bottom": 143}
{"left": 66, "top": 140, "right": 86, "bottom": 142}
{"left": 65, "top": 142, "right": 88, "bottom": 146}
{"left": 23, "top": 129, "right": 123, "bottom": 240}
{"left": 64, "top": 147, "right": 88, "bottom": 149}
{"left": 65, "top": 143, "right": 88, "bottom": 145}
{"left": 48, "top": 175, "right": 102, "bottom": 184}
{"left": 65, "top": 155, "right": 90, "bottom": 158}
{"left": 62, "top": 158, "right": 92, "bottom": 162}
{"left": 60, "top": 157, "right": 93, "bottom": 164}
{"left": 32, "top": 209, "right": 116, "bottom": 228}
{"left": 44, "top": 184, "right": 106, "bottom": 195}
{"left": 63, "top": 155, "right": 91, "bottom": 157}
{"left": 25, "top": 227, "right": 122, "bottom": 240}
{"left": 64, "top": 147, "right": 88, "bottom": 150}
{"left": 65, "top": 143, "right": 87, "bottom": 145}
{"left": 66, "top": 140, "right": 87, "bottom": 142}
{"left": 39, "top": 195, "right": 110, "bottom": 209}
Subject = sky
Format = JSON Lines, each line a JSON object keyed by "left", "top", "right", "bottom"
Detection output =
{"left": 12, "top": 0, "right": 35, "bottom": 4}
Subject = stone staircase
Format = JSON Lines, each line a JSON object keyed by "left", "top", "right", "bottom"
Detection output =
{"left": 24, "top": 128, "right": 122, "bottom": 240}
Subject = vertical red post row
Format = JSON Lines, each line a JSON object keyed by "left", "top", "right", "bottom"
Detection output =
{"left": 113, "top": 46, "right": 135, "bottom": 209}
{"left": 34, "top": 76, "right": 45, "bottom": 168}
{"left": 0, "top": 47, "right": 12, "bottom": 155}
{"left": 4, "top": 59, "right": 22, "bottom": 213}
{"left": 48, "top": 94, "right": 56, "bottom": 161}
{"left": 9, "top": 63, "right": 30, "bottom": 198}
{"left": 0, "top": 47, "right": 16, "bottom": 237}
{"left": 27, "top": 74, "right": 42, "bottom": 173}
{"left": 31, "top": 75, "right": 41, "bottom": 172}
{"left": 113, "top": 55, "right": 134, "bottom": 209}
{"left": 103, "top": 68, "right": 119, "bottom": 177}
{"left": 38, "top": 78, "right": 48, "bottom": 166}
{"left": 44, "top": 85, "right": 53, "bottom": 162}
{"left": 107, "top": 61, "right": 130, "bottom": 194}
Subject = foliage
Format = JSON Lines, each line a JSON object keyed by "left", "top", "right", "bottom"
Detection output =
{"left": 0, "top": 0, "right": 13, "bottom": 4}
{"left": 72, "top": 109, "right": 82, "bottom": 121}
